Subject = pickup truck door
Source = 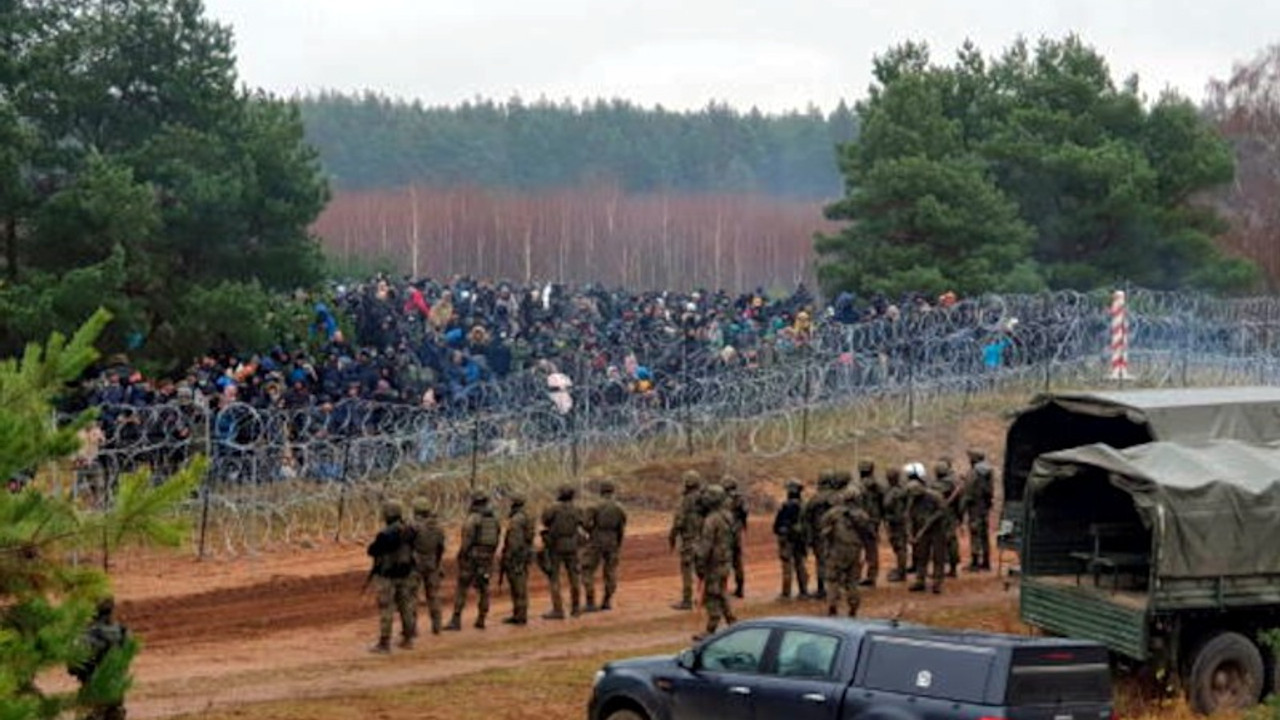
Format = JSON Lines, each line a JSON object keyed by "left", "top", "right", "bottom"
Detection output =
{"left": 668, "top": 627, "right": 772, "bottom": 720}
{"left": 750, "top": 629, "right": 845, "bottom": 720}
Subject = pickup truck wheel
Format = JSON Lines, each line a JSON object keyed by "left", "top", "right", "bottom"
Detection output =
{"left": 1188, "top": 631, "right": 1265, "bottom": 715}
{"left": 604, "top": 710, "right": 647, "bottom": 720}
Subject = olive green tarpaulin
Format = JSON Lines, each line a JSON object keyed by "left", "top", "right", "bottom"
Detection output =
{"left": 1028, "top": 440, "right": 1280, "bottom": 578}
{"left": 1031, "top": 387, "right": 1280, "bottom": 442}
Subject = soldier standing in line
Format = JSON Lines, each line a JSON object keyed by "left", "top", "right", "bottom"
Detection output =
{"left": 409, "top": 498, "right": 446, "bottom": 635}
{"left": 723, "top": 476, "right": 749, "bottom": 598}
{"left": 820, "top": 487, "right": 874, "bottom": 617}
{"left": 934, "top": 458, "right": 964, "bottom": 578}
{"left": 904, "top": 463, "right": 949, "bottom": 595}
{"left": 882, "top": 466, "right": 910, "bottom": 582}
{"left": 541, "top": 484, "right": 586, "bottom": 620}
{"left": 772, "top": 479, "right": 810, "bottom": 599}
{"left": 582, "top": 480, "right": 628, "bottom": 612}
{"left": 366, "top": 500, "right": 418, "bottom": 652}
{"left": 856, "top": 460, "right": 883, "bottom": 588}
{"left": 802, "top": 471, "right": 835, "bottom": 599}
{"left": 68, "top": 597, "right": 129, "bottom": 720}
{"left": 964, "top": 449, "right": 996, "bottom": 572}
{"left": 499, "top": 492, "right": 536, "bottom": 625}
{"left": 694, "top": 484, "right": 737, "bottom": 639}
{"left": 668, "top": 470, "right": 704, "bottom": 610}
{"left": 445, "top": 491, "right": 501, "bottom": 631}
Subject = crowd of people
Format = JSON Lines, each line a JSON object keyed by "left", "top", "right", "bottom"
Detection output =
{"left": 362, "top": 449, "right": 997, "bottom": 650}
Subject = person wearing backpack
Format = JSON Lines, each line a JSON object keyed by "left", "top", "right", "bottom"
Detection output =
{"left": 366, "top": 501, "right": 419, "bottom": 652}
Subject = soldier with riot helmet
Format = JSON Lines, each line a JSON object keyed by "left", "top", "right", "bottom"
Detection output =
{"left": 409, "top": 497, "right": 446, "bottom": 635}
{"left": 541, "top": 484, "right": 586, "bottom": 619}
{"left": 366, "top": 500, "right": 418, "bottom": 652}
{"left": 582, "top": 479, "right": 628, "bottom": 612}
{"left": 772, "top": 479, "right": 809, "bottom": 599}
{"left": 668, "top": 470, "right": 704, "bottom": 610}
{"left": 499, "top": 492, "right": 536, "bottom": 625}
{"left": 445, "top": 491, "right": 501, "bottom": 631}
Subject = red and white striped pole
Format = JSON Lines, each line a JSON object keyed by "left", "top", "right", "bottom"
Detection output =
{"left": 1108, "top": 290, "right": 1130, "bottom": 380}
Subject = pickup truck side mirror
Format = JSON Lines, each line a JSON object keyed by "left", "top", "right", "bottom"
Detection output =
{"left": 676, "top": 648, "right": 698, "bottom": 672}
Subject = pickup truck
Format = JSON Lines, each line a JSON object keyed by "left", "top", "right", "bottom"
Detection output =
{"left": 587, "top": 617, "right": 1114, "bottom": 720}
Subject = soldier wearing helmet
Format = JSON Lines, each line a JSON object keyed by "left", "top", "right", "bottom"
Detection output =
{"left": 722, "top": 476, "right": 749, "bottom": 598}
{"left": 933, "top": 458, "right": 962, "bottom": 578}
{"left": 410, "top": 497, "right": 446, "bottom": 635}
{"left": 819, "top": 488, "right": 875, "bottom": 617}
{"left": 445, "top": 491, "right": 501, "bottom": 631}
{"left": 499, "top": 492, "right": 535, "bottom": 625}
{"left": 882, "top": 465, "right": 910, "bottom": 582}
{"left": 541, "top": 483, "right": 586, "bottom": 619}
{"left": 772, "top": 479, "right": 810, "bottom": 599}
{"left": 802, "top": 471, "right": 837, "bottom": 599}
{"left": 856, "top": 460, "right": 883, "bottom": 588}
{"left": 668, "top": 470, "right": 704, "bottom": 610}
{"left": 582, "top": 479, "right": 628, "bottom": 612}
{"left": 963, "top": 448, "right": 996, "bottom": 572}
{"left": 366, "top": 500, "right": 418, "bottom": 652}
{"left": 694, "top": 485, "right": 737, "bottom": 638}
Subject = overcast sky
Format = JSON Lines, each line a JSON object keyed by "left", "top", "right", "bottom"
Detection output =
{"left": 202, "top": 0, "right": 1277, "bottom": 113}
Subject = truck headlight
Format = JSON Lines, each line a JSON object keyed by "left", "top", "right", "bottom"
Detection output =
{"left": 593, "top": 670, "right": 606, "bottom": 687}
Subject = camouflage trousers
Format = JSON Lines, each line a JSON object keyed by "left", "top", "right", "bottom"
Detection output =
{"left": 701, "top": 568, "right": 736, "bottom": 634}
{"left": 581, "top": 543, "right": 619, "bottom": 606}
{"left": 826, "top": 556, "right": 863, "bottom": 616}
{"left": 452, "top": 550, "right": 495, "bottom": 621}
{"left": 810, "top": 542, "right": 828, "bottom": 594}
{"left": 547, "top": 550, "right": 581, "bottom": 614}
{"left": 416, "top": 565, "right": 443, "bottom": 633}
{"left": 506, "top": 564, "right": 530, "bottom": 622}
{"left": 677, "top": 539, "right": 697, "bottom": 604}
{"left": 887, "top": 521, "right": 908, "bottom": 574}
{"left": 968, "top": 507, "right": 991, "bottom": 568}
{"left": 376, "top": 575, "right": 418, "bottom": 642}
{"left": 862, "top": 525, "right": 880, "bottom": 583}
{"left": 913, "top": 529, "right": 948, "bottom": 591}
{"left": 776, "top": 535, "right": 808, "bottom": 597}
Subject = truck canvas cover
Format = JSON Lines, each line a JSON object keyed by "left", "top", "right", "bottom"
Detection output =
{"left": 1004, "top": 387, "right": 1280, "bottom": 504}
{"left": 1027, "top": 440, "right": 1280, "bottom": 578}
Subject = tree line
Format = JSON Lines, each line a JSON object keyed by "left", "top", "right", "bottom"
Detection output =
{"left": 298, "top": 93, "right": 858, "bottom": 198}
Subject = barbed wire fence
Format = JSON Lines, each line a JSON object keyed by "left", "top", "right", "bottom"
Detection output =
{"left": 60, "top": 289, "right": 1280, "bottom": 559}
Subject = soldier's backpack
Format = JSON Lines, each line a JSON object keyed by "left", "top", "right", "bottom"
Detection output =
{"left": 549, "top": 504, "right": 580, "bottom": 552}
{"left": 476, "top": 512, "right": 500, "bottom": 549}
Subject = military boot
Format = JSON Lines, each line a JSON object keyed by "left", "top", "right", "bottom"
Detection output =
{"left": 967, "top": 556, "right": 981, "bottom": 572}
{"left": 443, "top": 614, "right": 462, "bottom": 632}
{"left": 369, "top": 638, "right": 391, "bottom": 654}
{"left": 542, "top": 609, "right": 566, "bottom": 620}
{"left": 734, "top": 582, "right": 744, "bottom": 599}
{"left": 859, "top": 578, "right": 876, "bottom": 588}
{"left": 886, "top": 569, "right": 906, "bottom": 583}
{"left": 947, "top": 564, "right": 958, "bottom": 579}
{"left": 583, "top": 602, "right": 599, "bottom": 613}
{"left": 670, "top": 600, "right": 693, "bottom": 611}
{"left": 474, "top": 616, "right": 486, "bottom": 630}
{"left": 398, "top": 635, "right": 415, "bottom": 650}
{"left": 600, "top": 598, "right": 612, "bottom": 611}
{"left": 908, "top": 582, "right": 927, "bottom": 593}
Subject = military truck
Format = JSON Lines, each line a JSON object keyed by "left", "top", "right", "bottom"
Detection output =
{"left": 1019, "top": 439, "right": 1280, "bottom": 714}
{"left": 999, "top": 387, "right": 1280, "bottom": 550}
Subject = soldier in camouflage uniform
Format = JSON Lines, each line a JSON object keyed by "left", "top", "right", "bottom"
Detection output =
{"left": 772, "top": 479, "right": 809, "bottom": 599}
{"left": 582, "top": 480, "right": 628, "bottom": 612}
{"left": 668, "top": 470, "right": 704, "bottom": 610}
{"left": 934, "top": 458, "right": 963, "bottom": 578}
{"left": 856, "top": 460, "right": 883, "bottom": 587}
{"left": 541, "top": 484, "right": 586, "bottom": 619}
{"left": 963, "top": 449, "right": 995, "bottom": 572}
{"left": 410, "top": 497, "right": 446, "bottom": 635}
{"left": 366, "top": 500, "right": 418, "bottom": 651}
{"left": 723, "top": 476, "right": 749, "bottom": 598}
{"left": 904, "top": 464, "right": 949, "bottom": 594}
{"left": 499, "top": 492, "right": 536, "bottom": 625}
{"left": 820, "top": 487, "right": 874, "bottom": 617}
{"left": 445, "top": 491, "right": 501, "bottom": 631}
{"left": 69, "top": 597, "right": 129, "bottom": 720}
{"left": 802, "top": 471, "right": 835, "bottom": 599}
{"left": 882, "top": 466, "right": 909, "bottom": 582}
{"left": 695, "top": 484, "right": 737, "bottom": 638}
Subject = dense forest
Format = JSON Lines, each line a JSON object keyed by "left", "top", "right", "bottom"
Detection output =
{"left": 298, "top": 93, "right": 858, "bottom": 198}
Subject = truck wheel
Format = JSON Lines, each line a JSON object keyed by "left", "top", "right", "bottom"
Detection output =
{"left": 605, "top": 710, "right": 647, "bottom": 720}
{"left": 1188, "top": 631, "right": 1265, "bottom": 715}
